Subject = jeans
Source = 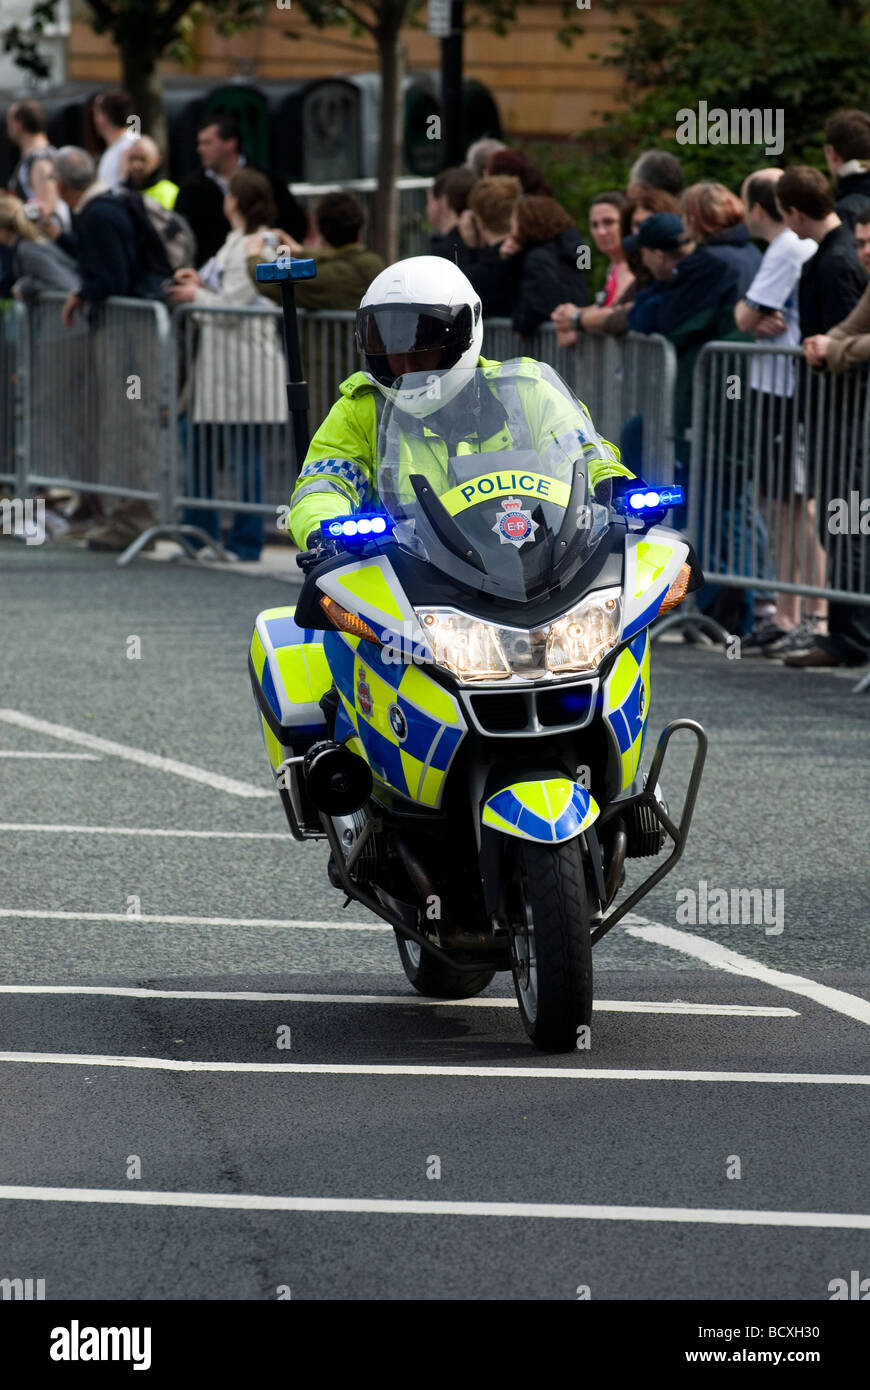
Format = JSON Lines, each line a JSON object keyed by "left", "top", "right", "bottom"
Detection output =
{"left": 179, "top": 415, "right": 265, "bottom": 561}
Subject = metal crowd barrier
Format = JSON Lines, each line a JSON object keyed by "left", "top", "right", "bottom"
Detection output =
{"left": 687, "top": 341, "right": 869, "bottom": 606}
{"left": 0, "top": 300, "right": 21, "bottom": 489}
{"left": 11, "top": 290, "right": 175, "bottom": 514}
{"left": 6, "top": 296, "right": 676, "bottom": 552}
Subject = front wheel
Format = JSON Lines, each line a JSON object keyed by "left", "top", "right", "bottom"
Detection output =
{"left": 395, "top": 932, "right": 496, "bottom": 999}
{"left": 509, "top": 839, "right": 593, "bottom": 1052}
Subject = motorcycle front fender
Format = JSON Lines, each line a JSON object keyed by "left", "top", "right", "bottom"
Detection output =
{"left": 481, "top": 777, "right": 599, "bottom": 844}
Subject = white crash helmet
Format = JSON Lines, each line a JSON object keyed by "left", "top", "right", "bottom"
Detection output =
{"left": 355, "top": 255, "right": 483, "bottom": 418}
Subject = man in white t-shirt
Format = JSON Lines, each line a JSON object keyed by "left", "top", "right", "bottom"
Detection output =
{"left": 734, "top": 168, "right": 822, "bottom": 655}
{"left": 93, "top": 89, "right": 137, "bottom": 191}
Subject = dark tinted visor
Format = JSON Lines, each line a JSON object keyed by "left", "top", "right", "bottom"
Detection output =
{"left": 355, "top": 302, "right": 474, "bottom": 384}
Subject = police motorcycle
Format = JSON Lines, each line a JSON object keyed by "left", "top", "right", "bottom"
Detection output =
{"left": 249, "top": 360, "right": 707, "bottom": 1051}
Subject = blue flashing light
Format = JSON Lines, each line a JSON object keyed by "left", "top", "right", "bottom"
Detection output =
{"left": 320, "top": 514, "right": 394, "bottom": 545}
{"left": 624, "top": 485, "right": 685, "bottom": 513}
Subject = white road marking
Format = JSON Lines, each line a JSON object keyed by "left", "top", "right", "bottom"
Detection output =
{"left": 0, "top": 1185, "right": 868, "bottom": 1230}
{"left": 0, "top": 910, "right": 389, "bottom": 931}
{"left": 0, "top": 751, "right": 100, "bottom": 760}
{"left": 625, "top": 921, "right": 870, "bottom": 1027}
{"left": 0, "top": 1052, "right": 863, "bottom": 1083}
{"left": 0, "top": 985, "right": 798, "bottom": 1016}
{"left": 0, "top": 823, "right": 284, "bottom": 840}
{"left": 0, "top": 709, "right": 272, "bottom": 798}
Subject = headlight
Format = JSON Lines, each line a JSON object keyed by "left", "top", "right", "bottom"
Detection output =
{"left": 546, "top": 590, "right": 621, "bottom": 674}
{"left": 416, "top": 610, "right": 511, "bottom": 682}
{"left": 415, "top": 591, "right": 621, "bottom": 683}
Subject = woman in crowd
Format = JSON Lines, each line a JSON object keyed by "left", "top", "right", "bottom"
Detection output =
{"left": 552, "top": 189, "right": 680, "bottom": 343}
{"left": 0, "top": 191, "right": 79, "bottom": 299}
{"left": 500, "top": 194, "right": 589, "bottom": 334}
{"left": 168, "top": 168, "right": 286, "bottom": 562}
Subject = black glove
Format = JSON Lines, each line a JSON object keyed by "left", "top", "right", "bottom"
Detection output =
{"left": 296, "top": 528, "right": 338, "bottom": 573}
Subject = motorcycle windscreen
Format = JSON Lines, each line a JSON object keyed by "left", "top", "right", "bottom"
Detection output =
{"left": 375, "top": 361, "right": 613, "bottom": 603}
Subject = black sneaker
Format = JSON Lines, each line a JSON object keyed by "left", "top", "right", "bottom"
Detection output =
{"left": 740, "top": 619, "right": 789, "bottom": 656}
{"left": 763, "top": 618, "right": 819, "bottom": 659}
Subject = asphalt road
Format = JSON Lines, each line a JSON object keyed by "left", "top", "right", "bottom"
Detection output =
{"left": 1, "top": 540, "right": 868, "bottom": 1301}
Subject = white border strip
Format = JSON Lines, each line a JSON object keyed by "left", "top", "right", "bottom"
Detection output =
{"left": 0, "top": 910, "right": 389, "bottom": 931}
{"left": 0, "top": 1052, "right": 863, "bottom": 1083}
{"left": 0, "top": 986, "right": 798, "bottom": 1016}
{"left": 0, "top": 823, "right": 284, "bottom": 840}
{"left": 0, "top": 1185, "right": 867, "bottom": 1229}
{"left": 0, "top": 709, "right": 271, "bottom": 798}
{"left": 625, "top": 923, "right": 870, "bottom": 1027}
{"left": 0, "top": 752, "right": 100, "bottom": 760}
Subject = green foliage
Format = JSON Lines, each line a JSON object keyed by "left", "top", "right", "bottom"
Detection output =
{"left": 593, "top": 0, "right": 870, "bottom": 188}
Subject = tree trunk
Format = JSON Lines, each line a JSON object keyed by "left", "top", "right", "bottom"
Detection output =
{"left": 121, "top": 47, "right": 168, "bottom": 161}
{"left": 372, "top": 20, "right": 405, "bottom": 264}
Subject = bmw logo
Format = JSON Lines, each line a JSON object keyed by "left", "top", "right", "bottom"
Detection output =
{"left": 638, "top": 682, "right": 646, "bottom": 718}
{"left": 388, "top": 704, "right": 407, "bottom": 741}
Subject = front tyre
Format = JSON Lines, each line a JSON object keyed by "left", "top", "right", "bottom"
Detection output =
{"left": 395, "top": 932, "right": 496, "bottom": 1000}
{"left": 509, "top": 839, "right": 593, "bottom": 1052}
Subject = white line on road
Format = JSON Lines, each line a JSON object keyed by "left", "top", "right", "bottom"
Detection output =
{"left": 625, "top": 921, "right": 870, "bottom": 1027}
{"left": 0, "top": 985, "right": 798, "bottom": 1016}
{"left": 1, "top": 1185, "right": 868, "bottom": 1230}
{"left": 0, "top": 910, "right": 389, "bottom": 930}
{"left": 0, "top": 752, "right": 100, "bottom": 760}
{"left": 0, "top": 823, "right": 285, "bottom": 840}
{"left": 0, "top": 1052, "right": 862, "bottom": 1083}
{"left": 0, "top": 709, "right": 272, "bottom": 799}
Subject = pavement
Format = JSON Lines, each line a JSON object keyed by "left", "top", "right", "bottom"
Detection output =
{"left": 0, "top": 538, "right": 868, "bottom": 1301}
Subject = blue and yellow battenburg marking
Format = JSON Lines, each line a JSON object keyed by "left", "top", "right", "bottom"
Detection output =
{"left": 318, "top": 554, "right": 425, "bottom": 650}
{"left": 600, "top": 628, "right": 650, "bottom": 791}
{"left": 324, "top": 630, "right": 466, "bottom": 808}
{"left": 249, "top": 606, "right": 332, "bottom": 774}
{"left": 482, "top": 779, "right": 599, "bottom": 843}
{"left": 621, "top": 532, "right": 688, "bottom": 642}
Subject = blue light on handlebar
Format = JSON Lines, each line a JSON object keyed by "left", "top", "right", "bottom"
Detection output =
{"left": 624, "top": 485, "right": 684, "bottom": 513}
{"left": 320, "top": 514, "right": 393, "bottom": 544}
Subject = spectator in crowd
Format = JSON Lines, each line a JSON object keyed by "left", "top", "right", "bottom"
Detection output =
{"left": 6, "top": 98, "right": 69, "bottom": 234}
{"left": 50, "top": 146, "right": 169, "bottom": 551}
{"left": 552, "top": 190, "right": 680, "bottom": 344}
{"left": 248, "top": 191, "right": 383, "bottom": 311}
{"left": 0, "top": 191, "right": 79, "bottom": 299}
{"left": 789, "top": 208, "right": 870, "bottom": 669}
{"left": 499, "top": 194, "right": 590, "bottom": 334}
{"left": 823, "top": 108, "right": 870, "bottom": 228}
{"left": 121, "top": 136, "right": 179, "bottom": 209}
{"left": 734, "top": 169, "right": 822, "bottom": 657}
{"left": 425, "top": 166, "right": 476, "bottom": 262}
{"left": 777, "top": 166, "right": 868, "bottom": 336}
{"left": 175, "top": 114, "right": 306, "bottom": 264}
{"left": 486, "top": 149, "right": 551, "bottom": 195}
{"left": 627, "top": 149, "right": 684, "bottom": 200}
{"left": 92, "top": 89, "right": 137, "bottom": 192}
{"left": 464, "top": 137, "right": 507, "bottom": 179}
{"left": 626, "top": 203, "right": 761, "bottom": 631}
{"left": 803, "top": 215, "right": 870, "bottom": 372}
{"left": 854, "top": 213, "right": 870, "bottom": 274}
{"left": 51, "top": 147, "right": 155, "bottom": 326}
{"left": 457, "top": 175, "right": 523, "bottom": 317}
{"left": 169, "top": 168, "right": 287, "bottom": 563}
